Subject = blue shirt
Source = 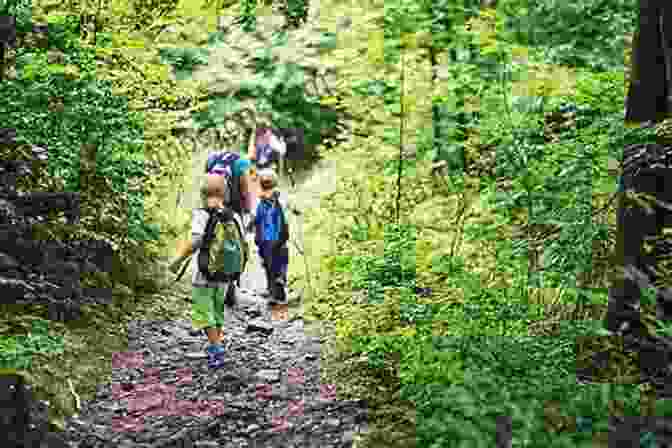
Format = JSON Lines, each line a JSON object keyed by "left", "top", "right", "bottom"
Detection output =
{"left": 254, "top": 192, "right": 288, "bottom": 243}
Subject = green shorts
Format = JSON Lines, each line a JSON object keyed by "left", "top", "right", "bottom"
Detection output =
{"left": 191, "top": 285, "right": 227, "bottom": 329}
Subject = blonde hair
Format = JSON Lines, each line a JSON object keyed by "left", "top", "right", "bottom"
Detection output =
{"left": 258, "top": 168, "right": 278, "bottom": 191}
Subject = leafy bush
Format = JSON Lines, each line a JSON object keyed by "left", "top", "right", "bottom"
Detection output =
{"left": 351, "top": 223, "right": 416, "bottom": 303}
{"left": 2, "top": 13, "right": 160, "bottom": 288}
{"left": 0, "top": 319, "right": 64, "bottom": 369}
{"left": 0, "top": 0, "right": 32, "bottom": 34}
{"left": 158, "top": 47, "right": 209, "bottom": 80}
{"left": 192, "top": 46, "right": 341, "bottom": 165}
{"left": 500, "top": 0, "right": 635, "bottom": 71}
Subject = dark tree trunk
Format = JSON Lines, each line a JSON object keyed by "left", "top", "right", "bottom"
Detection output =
{"left": 625, "top": 0, "right": 672, "bottom": 124}
{"left": 604, "top": 2, "right": 672, "bottom": 399}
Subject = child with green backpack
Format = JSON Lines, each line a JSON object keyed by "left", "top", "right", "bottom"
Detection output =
{"left": 190, "top": 173, "right": 246, "bottom": 369}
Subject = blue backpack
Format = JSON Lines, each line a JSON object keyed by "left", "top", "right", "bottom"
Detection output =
{"left": 255, "top": 191, "right": 289, "bottom": 246}
{"left": 205, "top": 151, "right": 246, "bottom": 215}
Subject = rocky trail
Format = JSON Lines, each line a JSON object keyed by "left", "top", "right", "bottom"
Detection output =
{"left": 59, "top": 248, "right": 367, "bottom": 448}
{"left": 57, "top": 123, "right": 356, "bottom": 447}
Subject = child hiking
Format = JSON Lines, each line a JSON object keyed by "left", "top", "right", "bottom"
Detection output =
{"left": 169, "top": 151, "right": 256, "bottom": 288}
{"left": 252, "top": 169, "right": 301, "bottom": 304}
{"left": 192, "top": 173, "right": 239, "bottom": 369}
{"left": 168, "top": 152, "right": 255, "bottom": 369}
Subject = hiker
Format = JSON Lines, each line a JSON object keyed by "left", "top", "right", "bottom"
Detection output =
{"left": 252, "top": 168, "right": 301, "bottom": 303}
{"left": 248, "top": 124, "right": 287, "bottom": 177}
{"left": 274, "top": 127, "right": 304, "bottom": 188}
{"left": 169, "top": 151, "right": 256, "bottom": 292}
{"left": 205, "top": 150, "right": 259, "bottom": 234}
{"left": 190, "top": 173, "right": 247, "bottom": 368}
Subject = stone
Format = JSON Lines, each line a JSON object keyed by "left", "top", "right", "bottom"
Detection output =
{"left": 0, "top": 373, "right": 68, "bottom": 448}
{"left": 0, "top": 199, "right": 18, "bottom": 224}
{"left": 255, "top": 369, "right": 280, "bottom": 383}
{"left": 246, "top": 319, "right": 273, "bottom": 336}
{"left": 57, "top": 288, "right": 368, "bottom": 447}
{"left": 0, "top": 252, "right": 20, "bottom": 271}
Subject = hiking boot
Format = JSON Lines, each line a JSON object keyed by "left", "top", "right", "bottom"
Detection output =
{"left": 224, "top": 284, "right": 236, "bottom": 307}
{"left": 273, "top": 278, "right": 287, "bottom": 303}
{"left": 269, "top": 285, "right": 287, "bottom": 305}
{"left": 206, "top": 344, "right": 225, "bottom": 369}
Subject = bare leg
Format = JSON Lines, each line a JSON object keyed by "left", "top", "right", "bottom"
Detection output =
{"left": 206, "top": 327, "right": 220, "bottom": 345}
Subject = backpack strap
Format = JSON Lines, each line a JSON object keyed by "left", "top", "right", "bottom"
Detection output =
{"left": 200, "top": 207, "right": 218, "bottom": 250}
{"left": 271, "top": 192, "right": 289, "bottom": 246}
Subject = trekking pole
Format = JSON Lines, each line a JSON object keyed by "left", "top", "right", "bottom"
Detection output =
{"left": 288, "top": 181, "right": 313, "bottom": 302}
{"left": 173, "top": 255, "right": 192, "bottom": 283}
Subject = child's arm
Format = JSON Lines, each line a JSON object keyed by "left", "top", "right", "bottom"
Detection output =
{"left": 169, "top": 210, "right": 207, "bottom": 273}
{"left": 169, "top": 239, "right": 193, "bottom": 273}
{"left": 248, "top": 126, "right": 257, "bottom": 161}
{"left": 176, "top": 239, "right": 194, "bottom": 258}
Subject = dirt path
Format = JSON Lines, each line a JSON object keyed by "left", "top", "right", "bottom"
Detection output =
{"left": 59, "top": 152, "right": 362, "bottom": 447}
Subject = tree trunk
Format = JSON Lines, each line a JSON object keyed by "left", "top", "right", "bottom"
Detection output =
{"left": 625, "top": 0, "right": 672, "bottom": 124}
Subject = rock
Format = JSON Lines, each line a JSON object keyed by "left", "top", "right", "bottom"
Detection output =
{"left": 0, "top": 199, "right": 18, "bottom": 223}
{"left": 0, "top": 276, "right": 36, "bottom": 302}
{"left": 58, "top": 293, "right": 368, "bottom": 447}
{"left": 255, "top": 369, "right": 280, "bottom": 383}
{"left": 0, "top": 372, "right": 68, "bottom": 448}
{"left": 30, "top": 146, "right": 48, "bottom": 161}
{"left": 246, "top": 319, "right": 273, "bottom": 336}
{"left": 82, "top": 287, "right": 113, "bottom": 304}
{"left": 0, "top": 252, "right": 20, "bottom": 271}
{"left": 47, "top": 299, "right": 82, "bottom": 322}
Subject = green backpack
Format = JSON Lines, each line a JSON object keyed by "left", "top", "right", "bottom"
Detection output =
{"left": 197, "top": 207, "right": 247, "bottom": 283}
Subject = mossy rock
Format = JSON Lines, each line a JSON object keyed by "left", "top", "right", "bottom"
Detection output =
{"left": 654, "top": 118, "right": 672, "bottom": 145}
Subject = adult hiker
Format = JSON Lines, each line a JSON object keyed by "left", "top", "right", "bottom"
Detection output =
{"left": 168, "top": 150, "right": 256, "bottom": 301}
{"left": 248, "top": 124, "right": 287, "bottom": 178}
{"left": 252, "top": 168, "right": 301, "bottom": 303}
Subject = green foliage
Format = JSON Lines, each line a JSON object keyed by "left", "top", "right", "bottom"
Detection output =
{"left": 382, "top": 0, "right": 481, "bottom": 59}
{"left": 131, "top": 0, "right": 179, "bottom": 27}
{"left": 207, "top": 30, "right": 228, "bottom": 46}
{"left": 500, "top": 0, "right": 635, "bottom": 71}
{"left": 573, "top": 69, "right": 627, "bottom": 115}
{"left": 3, "top": 13, "right": 160, "bottom": 289}
{"left": 0, "top": 319, "right": 64, "bottom": 369}
{"left": 283, "top": 0, "right": 309, "bottom": 29}
{"left": 351, "top": 335, "right": 400, "bottom": 370}
{"left": 397, "top": 335, "right": 645, "bottom": 446}
{"left": 319, "top": 32, "right": 337, "bottom": 50}
{"left": 237, "top": 0, "right": 257, "bottom": 32}
{"left": 0, "top": 0, "right": 32, "bottom": 33}
{"left": 193, "top": 39, "right": 340, "bottom": 158}
{"left": 351, "top": 223, "right": 416, "bottom": 303}
{"left": 158, "top": 47, "right": 209, "bottom": 80}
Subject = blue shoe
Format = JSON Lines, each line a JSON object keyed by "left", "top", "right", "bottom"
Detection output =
{"left": 206, "top": 344, "right": 225, "bottom": 369}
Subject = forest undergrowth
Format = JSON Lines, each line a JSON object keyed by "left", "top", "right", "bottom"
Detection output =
{"left": 2, "top": 0, "right": 670, "bottom": 446}
{"left": 305, "top": 1, "right": 672, "bottom": 447}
